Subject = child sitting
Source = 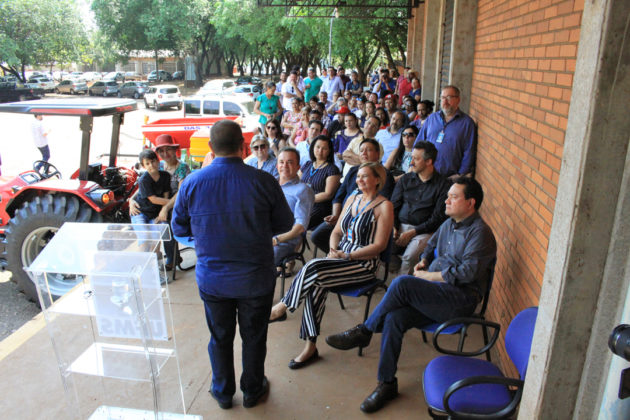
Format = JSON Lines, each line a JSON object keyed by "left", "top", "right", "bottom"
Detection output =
{"left": 131, "top": 149, "right": 175, "bottom": 269}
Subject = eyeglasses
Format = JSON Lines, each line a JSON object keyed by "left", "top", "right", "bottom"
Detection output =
{"left": 252, "top": 144, "right": 268, "bottom": 150}
{"left": 266, "top": 126, "right": 277, "bottom": 130}
{"left": 440, "top": 95, "right": 459, "bottom": 101}
{"left": 402, "top": 132, "right": 416, "bottom": 137}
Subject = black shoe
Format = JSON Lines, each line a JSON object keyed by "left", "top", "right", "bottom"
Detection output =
{"left": 360, "top": 379, "right": 398, "bottom": 413}
{"left": 208, "top": 388, "right": 232, "bottom": 410}
{"left": 268, "top": 312, "right": 287, "bottom": 323}
{"left": 243, "top": 376, "right": 269, "bottom": 408}
{"left": 288, "top": 349, "right": 319, "bottom": 370}
{"left": 326, "top": 324, "right": 373, "bottom": 350}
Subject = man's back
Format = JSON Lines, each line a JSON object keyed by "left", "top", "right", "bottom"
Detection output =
{"left": 173, "top": 157, "right": 293, "bottom": 298}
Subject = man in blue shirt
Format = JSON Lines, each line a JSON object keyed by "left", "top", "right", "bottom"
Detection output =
{"left": 172, "top": 120, "right": 294, "bottom": 410}
{"left": 414, "top": 85, "right": 476, "bottom": 178}
{"left": 273, "top": 148, "right": 315, "bottom": 264}
{"left": 373, "top": 68, "right": 396, "bottom": 99}
{"left": 375, "top": 110, "right": 405, "bottom": 165}
{"left": 326, "top": 177, "right": 496, "bottom": 413}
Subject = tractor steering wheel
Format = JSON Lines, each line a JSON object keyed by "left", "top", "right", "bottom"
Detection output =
{"left": 33, "top": 161, "right": 62, "bottom": 180}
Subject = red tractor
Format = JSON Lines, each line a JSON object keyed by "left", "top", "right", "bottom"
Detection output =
{"left": 0, "top": 98, "right": 140, "bottom": 302}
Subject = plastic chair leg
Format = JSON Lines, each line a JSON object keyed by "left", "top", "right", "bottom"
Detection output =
{"left": 337, "top": 294, "right": 346, "bottom": 310}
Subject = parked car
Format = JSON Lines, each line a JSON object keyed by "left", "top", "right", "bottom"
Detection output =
{"left": 55, "top": 79, "right": 88, "bottom": 94}
{"left": 147, "top": 70, "right": 172, "bottom": 83}
{"left": 235, "top": 75, "right": 262, "bottom": 86}
{"left": 124, "top": 71, "right": 142, "bottom": 81}
{"left": 197, "top": 79, "right": 235, "bottom": 95}
{"left": 88, "top": 80, "right": 120, "bottom": 97}
{"left": 183, "top": 94, "right": 257, "bottom": 132}
{"left": 103, "top": 71, "right": 125, "bottom": 82}
{"left": 172, "top": 71, "right": 184, "bottom": 80}
{"left": 82, "top": 72, "right": 102, "bottom": 82}
{"left": 144, "top": 84, "right": 182, "bottom": 110}
{"left": 233, "top": 84, "right": 262, "bottom": 98}
{"left": 25, "top": 77, "right": 56, "bottom": 92}
{"left": 118, "top": 81, "right": 148, "bottom": 99}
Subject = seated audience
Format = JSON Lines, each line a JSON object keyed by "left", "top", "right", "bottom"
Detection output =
{"left": 384, "top": 125, "right": 419, "bottom": 179}
{"left": 310, "top": 139, "right": 394, "bottom": 253}
{"left": 246, "top": 135, "right": 279, "bottom": 179}
{"left": 326, "top": 177, "right": 497, "bottom": 413}
{"left": 300, "top": 135, "right": 341, "bottom": 229}
{"left": 269, "top": 162, "right": 394, "bottom": 371}
{"left": 273, "top": 148, "right": 315, "bottom": 266}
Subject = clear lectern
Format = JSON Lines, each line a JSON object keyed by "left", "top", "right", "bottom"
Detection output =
{"left": 25, "top": 223, "right": 201, "bottom": 420}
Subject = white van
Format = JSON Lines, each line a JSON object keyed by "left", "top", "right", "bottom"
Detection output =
{"left": 183, "top": 94, "right": 258, "bottom": 132}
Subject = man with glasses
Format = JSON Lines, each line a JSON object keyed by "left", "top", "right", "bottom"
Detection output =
{"left": 390, "top": 140, "right": 450, "bottom": 276}
{"left": 414, "top": 85, "right": 476, "bottom": 179}
{"left": 375, "top": 110, "right": 406, "bottom": 165}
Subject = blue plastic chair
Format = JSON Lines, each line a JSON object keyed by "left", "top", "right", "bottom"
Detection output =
{"left": 329, "top": 235, "right": 393, "bottom": 356}
{"left": 420, "top": 251, "right": 497, "bottom": 361}
{"left": 422, "top": 307, "right": 538, "bottom": 419}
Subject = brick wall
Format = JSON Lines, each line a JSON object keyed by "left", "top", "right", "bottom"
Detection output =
{"left": 468, "top": 0, "right": 584, "bottom": 370}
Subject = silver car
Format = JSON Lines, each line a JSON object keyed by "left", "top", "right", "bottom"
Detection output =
{"left": 55, "top": 79, "right": 88, "bottom": 95}
{"left": 88, "top": 81, "right": 120, "bottom": 97}
{"left": 118, "top": 81, "right": 148, "bottom": 99}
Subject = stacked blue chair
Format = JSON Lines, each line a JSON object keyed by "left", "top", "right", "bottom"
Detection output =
{"left": 422, "top": 306, "right": 538, "bottom": 419}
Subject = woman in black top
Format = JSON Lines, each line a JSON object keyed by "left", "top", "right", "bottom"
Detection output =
{"left": 300, "top": 135, "right": 341, "bottom": 229}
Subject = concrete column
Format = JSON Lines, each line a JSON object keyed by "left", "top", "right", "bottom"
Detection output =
{"left": 519, "top": 0, "right": 630, "bottom": 418}
{"left": 421, "top": 0, "right": 442, "bottom": 102}
{"left": 450, "top": 0, "right": 477, "bottom": 113}
{"left": 407, "top": 4, "right": 425, "bottom": 74}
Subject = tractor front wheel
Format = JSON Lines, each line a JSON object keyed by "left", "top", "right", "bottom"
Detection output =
{"left": 5, "top": 194, "right": 102, "bottom": 303}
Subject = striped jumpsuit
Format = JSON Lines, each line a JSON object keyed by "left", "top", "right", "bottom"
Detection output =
{"left": 281, "top": 194, "right": 383, "bottom": 340}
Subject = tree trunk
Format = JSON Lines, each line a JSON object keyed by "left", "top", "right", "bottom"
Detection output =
{"left": 154, "top": 49, "right": 159, "bottom": 72}
{"left": 381, "top": 41, "right": 396, "bottom": 70}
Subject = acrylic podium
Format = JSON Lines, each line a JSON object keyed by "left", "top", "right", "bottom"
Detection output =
{"left": 25, "top": 223, "right": 201, "bottom": 420}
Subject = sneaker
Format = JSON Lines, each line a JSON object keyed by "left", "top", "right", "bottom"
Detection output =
{"left": 360, "top": 379, "right": 398, "bottom": 413}
{"left": 243, "top": 376, "right": 269, "bottom": 408}
{"left": 325, "top": 324, "right": 373, "bottom": 350}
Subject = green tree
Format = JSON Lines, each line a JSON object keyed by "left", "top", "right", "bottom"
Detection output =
{"left": 92, "top": 0, "right": 191, "bottom": 71}
{"left": 0, "top": 0, "right": 87, "bottom": 81}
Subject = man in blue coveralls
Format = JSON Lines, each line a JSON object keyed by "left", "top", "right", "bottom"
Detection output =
{"left": 172, "top": 120, "right": 294, "bottom": 410}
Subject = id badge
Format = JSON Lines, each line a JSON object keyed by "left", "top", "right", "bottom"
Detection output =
{"left": 436, "top": 131, "right": 445, "bottom": 144}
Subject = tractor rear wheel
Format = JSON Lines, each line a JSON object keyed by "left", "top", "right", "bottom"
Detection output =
{"left": 5, "top": 194, "right": 102, "bottom": 303}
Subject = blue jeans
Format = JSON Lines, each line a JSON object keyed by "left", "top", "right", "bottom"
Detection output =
{"left": 364, "top": 275, "right": 479, "bottom": 382}
{"left": 130, "top": 213, "right": 175, "bottom": 264}
{"left": 199, "top": 289, "right": 273, "bottom": 402}
{"left": 35, "top": 145, "right": 50, "bottom": 171}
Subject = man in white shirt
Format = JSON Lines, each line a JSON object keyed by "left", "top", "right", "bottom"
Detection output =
{"left": 282, "top": 70, "right": 304, "bottom": 110}
{"left": 31, "top": 114, "right": 51, "bottom": 171}
{"left": 375, "top": 111, "right": 405, "bottom": 165}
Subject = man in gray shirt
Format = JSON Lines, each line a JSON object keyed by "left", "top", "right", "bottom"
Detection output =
{"left": 326, "top": 177, "right": 497, "bottom": 413}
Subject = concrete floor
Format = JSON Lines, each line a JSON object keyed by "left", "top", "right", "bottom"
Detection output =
{"left": 0, "top": 250, "right": 488, "bottom": 419}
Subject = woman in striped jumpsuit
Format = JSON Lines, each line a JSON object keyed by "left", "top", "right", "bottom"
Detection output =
{"left": 270, "top": 162, "right": 394, "bottom": 369}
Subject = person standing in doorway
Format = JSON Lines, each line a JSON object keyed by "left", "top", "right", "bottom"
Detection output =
{"left": 31, "top": 114, "right": 51, "bottom": 171}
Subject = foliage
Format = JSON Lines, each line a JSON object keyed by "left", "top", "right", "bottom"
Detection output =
{"left": 0, "top": 0, "right": 87, "bottom": 81}
{"left": 90, "top": 0, "right": 409, "bottom": 83}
